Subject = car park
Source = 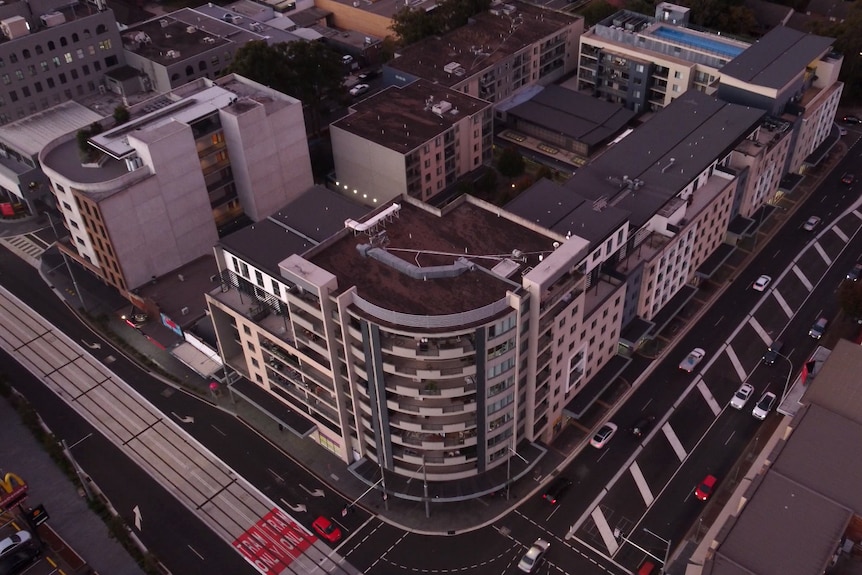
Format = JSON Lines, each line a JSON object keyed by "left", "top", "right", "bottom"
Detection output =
{"left": 730, "top": 383, "right": 754, "bottom": 409}
{"left": 809, "top": 317, "right": 828, "bottom": 339}
{"left": 312, "top": 516, "right": 342, "bottom": 543}
{"left": 848, "top": 264, "right": 862, "bottom": 282}
{"left": 349, "top": 83, "right": 369, "bottom": 97}
{"left": 542, "top": 476, "right": 572, "bottom": 505}
{"left": 752, "top": 275, "right": 771, "bottom": 292}
{"left": 762, "top": 341, "right": 783, "bottom": 365}
{"left": 679, "top": 348, "right": 706, "bottom": 372}
{"left": 0, "top": 544, "right": 40, "bottom": 575}
{"left": 843, "top": 115, "right": 862, "bottom": 124}
{"left": 631, "top": 415, "right": 656, "bottom": 437}
{"left": 0, "top": 532, "right": 30, "bottom": 558}
{"left": 802, "top": 216, "right": 821, "bottom": 231}
{"left": 752, "top": 391, "right": 777, "bottom": 420}
{"left": 518, "top": 539, "right": 550, "bottom": 573}
{"left": 694, "top": 474, "right": 717, "bottom": 501}
{"left": 842, "top": 173, "right": 855, "bottom": 185}
{"left": 590, "top": 422, "right": 618, "bottom": 448}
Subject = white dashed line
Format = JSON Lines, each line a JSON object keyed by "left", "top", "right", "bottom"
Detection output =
{"left": 791, "top": 264, "right": 813, "bottom": 291}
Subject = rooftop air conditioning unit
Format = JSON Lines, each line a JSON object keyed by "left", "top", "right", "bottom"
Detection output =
{"left": 165, "top": 49, "right": 181, "bottom": 59}
{"left": 181, "top": 307, "right": 189, "bottom": 316}
{"left": 1, "top": 16, "right": 29, "bottom": 39}
{"left": 40, "top": 12, "right": 66, "bottom": 27}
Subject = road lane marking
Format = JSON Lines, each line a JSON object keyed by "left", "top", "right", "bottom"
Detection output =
{"left": 590, "top": 507, "right": 619, "bottom": 555}
{"left": 748, "top": 316, "right": 771, "bottom": 346}
{"left": 629, "top": 462, "right": 653, "bottom": 506}
{"left": 724, "top": 345, "right": 747, "bottom": 382}
{"left": 661, "top": 423, "right": 687, "bottom": 461}
{"left": 813, "top": 241, "right": 832, "bottom": 265}
{"left": 832, "top": 225, "right": 849, "bottom": 242}
{"left": 188, "top": 545, "right": 204, "bottom": 560}
{"left": 725, "top": 430, "right": 736, "bottom": 445}
{"left": 771, "top": 289, "right": 794, "bottom": 317}
{"left": 792, "top": 265, "right": 813, "bottom": 291}
{"left": 696, "top": 380, "right": 722, "bottom": 416}
{"left": 211, "top": 425, "right": 227, "bottom": 436}
{"left": 853, "top": 209, "right": 862, "bottom": 220}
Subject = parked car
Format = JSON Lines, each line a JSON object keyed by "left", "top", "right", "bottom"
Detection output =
{"left": 762, "top": 341, "right": 784, "bottom": 365}
{"left": 341, "top": 55, "right": 354, "bottom": 65}
{"left": 357, "top": 69, "right": 380, "bottom": 81}
{"left": 842, "top": 173, "right": 855, "bottom": 185}
{"left": 542, "top": 476, "right": 572, "bottom": 505}
{"left": 694, "top": 474, "right": 717, "bottom": 501}
{"left": 809, "top": 317, "right": 828, "bottom": 339}
{"left": 679, "top": 348, "right": 706, "bottom": 372}
{"left": 631, "top": 415, "right": 656, "bottom": 438}
{"left": 730, "top": 383, "right": 754, "bottom": 409}
{"left": 590, "top": 422, "right": 618, "bottom": 448}
{"left": 752, "top": 391, "right": 777, "bottom": 420}
{"left": 848, "top": 264, "right": 862, "bottom": 282}
{"left": 0, "top": 544, "right": 40, "bottom": 575}
{"left": 638, "top": 560, "right": 658, "bottom": 575}
{"left": 752, "top": 275, "right": 771, "bottom": 292}
{"left": 349, "top": 83, "right": 370, "bottom": 97}
{"left": 0, "top": 532, "right": 30, "bottom": 557}
{"left": 843, "top": 115, "right": 862, "bottom": 125}
{"left": 312, "top": 516, "right": 342, "bottom": 543}
{"left": 802, "top": 215, "right": 821, "bottom": 231}
{"left": 518, "top": 539, "right": 550, "bottom": 573}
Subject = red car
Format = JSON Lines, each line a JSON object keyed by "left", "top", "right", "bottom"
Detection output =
{"left": 842, "top": 172, "right": 855, "bottom": 185}
{"left": 312, "top": 516, "right": 342, "bottom": 543}
{"left": 694, "top": 475, "right": 717, "bottom": 501}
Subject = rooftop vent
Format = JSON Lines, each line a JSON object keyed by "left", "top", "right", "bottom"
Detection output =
{"left": 186, "top": 26, "right": 197, "bottom": 33}
{"left": 165, "top": 49, "right": 181, "bottom": 59}
{"left": 202, "top": 36, "right": 216, "bottom": 43}
{"left": 159, "top": 18, "right": 170, "bottom": 27}
{"left": 431, "top": 101, "right": 453, "bottom": 116}
{"left": 443, "top": 61, "right": 465, "bottom": 76}
{"left": 40, "top": 12, "right": 66, "bottom": 27}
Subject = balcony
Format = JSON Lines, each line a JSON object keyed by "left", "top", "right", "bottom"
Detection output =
{"left": 387, "top": 395, "right": 477, "bottom": 417}
{"left": 385, "top": 374, "right": 478, "bottom": 399}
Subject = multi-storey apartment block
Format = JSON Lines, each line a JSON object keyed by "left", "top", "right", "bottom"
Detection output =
{"left": 330, "top": 79, "right": 492, "bottom": 205}
{"left": 386, "top": 1, "right": 583, "bottom": 105}
{"left": 38, "top": 74, "right": 312, "bottom": 297}
{"left": 577, "top": 4, "right": 747, "bottom": 112}
{"left": 0, "top": 2, "right": 125, "bottom": 125}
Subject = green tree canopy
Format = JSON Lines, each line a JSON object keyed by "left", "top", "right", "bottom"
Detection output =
{"left": 838, "top": 279, "right": 862, "bottom": 320}
{"left": 497, "top": 147, "right": 525, "bottom": 178}
{"left": 391, "top": 0, "right": 491, "bottom": 44}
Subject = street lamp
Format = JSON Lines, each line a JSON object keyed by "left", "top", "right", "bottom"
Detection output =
{"left": 775, "top": 352, "right": 795, "bottom": 403}
{"left": 506, "top": 437, "right": 528, "bottom": 500}
{"left": 642, "top": 528, "right": 672, "bottom": 574}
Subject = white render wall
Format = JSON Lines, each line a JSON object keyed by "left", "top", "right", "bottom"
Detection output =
{"left": 331, "top": 124, "right": 407, "bottom": 206}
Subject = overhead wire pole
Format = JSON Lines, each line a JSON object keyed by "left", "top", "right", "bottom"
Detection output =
{"left": 506, "top": 437, "right": 528, "bottom": 500}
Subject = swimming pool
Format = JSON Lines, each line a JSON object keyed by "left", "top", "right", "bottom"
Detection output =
{"left": 652, "top": 26, "right": 745, "bottom": 59}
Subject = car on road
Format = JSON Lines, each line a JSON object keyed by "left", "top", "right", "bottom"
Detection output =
{"left": 752, "top": 275, "right": 771, "bottom": 292}
{"left": 349, "top": 83, "right": 370, "bottom": 97}
{"left": 730, "top": 383, "right": 754, "bottom": 409}
{"left": 842, "top": 173, "right": 855, "bottom": 185}
{"left": 694, "top": 474, "right": 717, "bottom": 501}
{"left": 802, "top": 215, "right": 821, "bottom": 231}
{"left": 762, "top": 341, "right": 784, "bottom": 365}
{"left": 843, "top": 115, "right": 862, "bottom": 125}
{"left": 809, "top": 316, "right": 828, "bottom": 339}
{"left": 638, "top": 560, "right": 658, "bottom": 575}
{"left": 590, "top": 422, "right": 618, "bottom": 448}
{"left": 631, "top": 415, "right": 656, "bottom": 437}
{"left": 752, "top": 391, "right": 777, "bottom": 420}
{"left": 0, "top": 532, "right": 30, "bottom": 558}
{"left": 848, "top": 264, "right": 862, "bottom": 282}
{"left": 679, "top": 348, "right": 706, "bottom": 372}
{"left": 0, "top": 544, "right": 40, "bottom": 575}
{"left": 312, "top": 516, "right": 342, "bottom": 543}
{"left": 518, "top": 539, "right": 550, "bottom": 573}
{"left": 542, "top": 476, "right": 572, "bottom": 505}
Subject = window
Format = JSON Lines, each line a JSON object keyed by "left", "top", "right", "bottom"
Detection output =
{"left": 35, "top": 45, "right": 43, "bottom": 55}
{"left": 59, "top": 73, "right": 67, "bottom": 84}
{"left": 47, "top": 78, "right": 55, "bottom": 88}
{"left": 40, "top": 61, "right": 48, "bottom": 72}
{"left": 27, "top": 65, "right": 35, "bottom": 76}
{"left": 9, "top": 54, "right": 17, "bottom": 64}
{"left": 99, "top": 39, "right": 112, "bottom": 50}
{"left": 48, "top": 41, "right": 55, "bottom": 50}
{"left": 14, "top": 70, "right": 22, "bottom": 80}
{"left": 64, "top": 53, "right": 73, "bottom": 64}
{"left": 76, "top": 49, "right": 84, "bottom": 60}
{"left": 1, "top": 74, "right": 8, "bottom": 85}
{"left": 60, "top": 37, "right": 68, "bottom": 47}
{"left": 70, "top": 69, "right": 79, "bottom": 80}
{"left": 21, "top": 86, "right": 29, "bottom": 97}
{"left": 52, "top": 56, "right": 61, "bottom": 68}
{"left": 22, "top": 49, "right": 30, "bottom": 59}
{"left": 72, "top": 33, "right": 79, "bottom": 42}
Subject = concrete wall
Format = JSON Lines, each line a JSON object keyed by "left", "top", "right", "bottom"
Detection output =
{"left": 331, "top": 123, "right": 407, "bottom": 205}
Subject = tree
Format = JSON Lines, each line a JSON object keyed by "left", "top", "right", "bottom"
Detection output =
{"left": 497, "top": 147, "right": 525, "bottom": 178}
{"left": 838, "top": 280, "right": 862, "bottom": 320}
{"left": 113, "top": 105, "right": 130, "bottom": 125}
{"left": 580, "top": 0, "right": 619, "bottom": 27}
{"left": 227, "top": 40, "right": 291, "bottom": 93}
{"left": 391, "top": 0, "right": 491, "bottom": 44}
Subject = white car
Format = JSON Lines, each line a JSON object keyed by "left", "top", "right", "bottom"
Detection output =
{"left": 752, "top": 275, "right": 771, "bottom": 292}
{"left": 349, "top": 83, "right": 369, "bottom": 97}
{"left": 730, "top": 383, "right": 754, "bottom": 409}
{"left": 752, "top": 391, "right": 777, "bottom": 420}
{"left": 679, "top": 348, "right": 706, "bottom": 372}
{"left": 0, "top": 530, "right": 31, "bottom": 557}
{"left": 802, "top": 216, "right": 821, "bottom": 231}
{"left": 518, "top": 539, "right": 550, "bottom": 573}
{"left": 589, "top": 422, "right": 618, "bottom": 449}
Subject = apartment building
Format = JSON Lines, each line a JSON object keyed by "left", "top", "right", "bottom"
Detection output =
{"left": 0, "top": 1, "right": 125, "bottom": 125}
{"left": 577, "top": 4, "right": 747, "bottom": 112}
{"left": 121, "top": 7, "right": 303, "bottom": 93}
{"left": 386, "top": 1, "right": 583, "bottom": 105}
{"left": 330, "top": 79, "right": 492, "bottom": 206}
{"left": 38, "top": 73, "right": 313, "bottom": 297}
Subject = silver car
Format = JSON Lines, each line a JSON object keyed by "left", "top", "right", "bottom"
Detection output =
{"left": 0, "top": 531, "right": 31, "bottom": 557}
{"left": 518, "top": 539, "right": 550, "bottom": 573}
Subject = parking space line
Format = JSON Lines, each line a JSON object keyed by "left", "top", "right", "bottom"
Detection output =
{"left": 696, "top": 379, "right": 722, "bottom": 416}
{"left": 748, "top": 316, "right": 771, "bottom": 345}
{"left": 629, "top": 462, "right": 654, "bottom": 506}
{"left": 853, "top": 209, "right": 862, "bottom": 220}
{"left": 661, "top": 423, "right": 687, "bottom": 461}
{"left": 832, "top": 225, "right": 849, "bottom": 242}
{"left": 724, "top": 344, "right": 747, "bottom": 382}
{"left": 813, "top": 241, "right": 832, "bottom": 265}
{"left": 771, "top": 289, "right": 794, "bottom": 317}
{"left": 791, "top": 264, "right": 814, "bottom": 291}
{"left": 590, "top": 506, "right": 619, "bottom": 555}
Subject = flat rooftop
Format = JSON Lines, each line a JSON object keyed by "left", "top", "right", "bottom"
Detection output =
{"left": 801, "top": 339, "right": 862, "bottom": 425}
{"left": 308, "top": 198, "right": 558, "bottom": 316}
{"left": 332, "top": 80, "right": 491, "bottom": 153}
{"left": 719, "top": 25, "right": 834, "bottom": 89}
{"left": 388, "top": 1, "right": 579, "bottom": 88}
{"left": 0, "top": 101, "right": 102, "bottom": 158}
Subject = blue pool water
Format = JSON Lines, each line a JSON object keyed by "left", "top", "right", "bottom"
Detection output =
{"left": 652, "top": 26, "right": 745, "bottom": 59}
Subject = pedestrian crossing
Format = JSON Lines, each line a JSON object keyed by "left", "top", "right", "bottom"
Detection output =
{"left": 0, "top": 232, "right": 52, "bottom": 267}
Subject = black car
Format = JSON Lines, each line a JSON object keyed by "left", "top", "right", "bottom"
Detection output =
{"left": 843, "top": 115, "right": 862, "bottom": 125}
{"left": 631, "top": 415, "right": 656, "bottom": 437}
{"left": 357, "top": 69, "right": 380, "bottom": 81}
{"left": 0, "top": 545, "right": 41, "bottom": 575}
{"left": 541, "top": 476, "right": 572, "bottom": 505}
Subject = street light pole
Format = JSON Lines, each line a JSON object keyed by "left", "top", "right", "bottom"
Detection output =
{"left": 422, "top": 453, "right": 430, "bottom": 518}
{"left": 506, "top": 437, "right": 528, "bottom": 501}
{"left": 777, "top": 352, "right": 795, "bottom": 403}
{"left": 642, "top": 528, "right": 672, "bottom": 574}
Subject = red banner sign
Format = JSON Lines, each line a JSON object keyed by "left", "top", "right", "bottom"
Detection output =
{"left": 232, "top": 508, "right": 315, "bottom": 573}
